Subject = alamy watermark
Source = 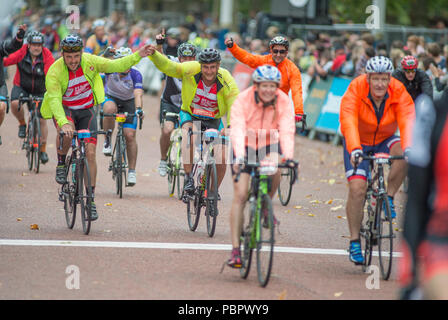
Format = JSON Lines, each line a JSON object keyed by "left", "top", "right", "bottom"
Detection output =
{"left": 365, "top": 265, "right": 380, "bottom": 290}
{"left": 65, "top": 265, "right": 80, "bottom": 290}
{"left": 65, "top": 5, "right": 80, "bottom": 31}
{"left": 365, "top": 5, "right": 381, "bottom": 30}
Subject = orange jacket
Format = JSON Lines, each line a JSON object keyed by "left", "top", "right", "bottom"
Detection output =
{"left": 340, "top": 74, "right": 415, "bottom": 154}
{"left": 228, "top": 43, "right": 303, "bottom": 115}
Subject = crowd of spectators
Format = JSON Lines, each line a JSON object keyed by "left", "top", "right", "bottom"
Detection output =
{"left": 2, "top": 7, "right": 448, "bottom": 98}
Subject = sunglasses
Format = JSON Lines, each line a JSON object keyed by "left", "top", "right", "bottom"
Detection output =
{"left": 62, "top": 45, "right": 82, "bottom": 53}
{"left": 405, "top": 69, "right": 416, "bottom": 73}
{"left": 272, "top": 49, "right": 287, "bottom": 54}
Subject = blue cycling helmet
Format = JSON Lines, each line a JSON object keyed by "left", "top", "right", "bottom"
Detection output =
{"left": 252, "top": 65, "right": 281, "bottom": 84}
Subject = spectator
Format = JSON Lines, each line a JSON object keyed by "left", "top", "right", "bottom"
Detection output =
{"left": 390, "top": 48, "right": 406, "bottom": 69}
{"left": 308, "top": 45, "right": 332, "bottom": 81}
{"left": 355, "top": 46, "right": 375, "bottom": 77}
{"left": 331, "top": 41, "right": 347, "bottom": 75}
{"left": 406, "top": 35, "right": 425, "bottom": 57}
{"left": 427, "top": 42, "right": 446, "bottom": 71}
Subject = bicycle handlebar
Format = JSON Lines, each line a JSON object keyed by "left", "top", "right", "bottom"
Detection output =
{"left": 0, "top": 95, "right": 9, "bottom": 114}
{"left": 18, "top": 94, "right": 43, "bottom": 112}
{"left": 100, "top": 110, "right": 143, "bottom": 130}
{"left": 295, "top": 114, "right": 307, "bottom": 133}
{"left": 233, "top": 160, "right": 299, "bottom": 183}
{"left": 353, "top": 153, "right": 405, "bottom": 175}
{"left": 58, "top": 130, "right": 107, "bottom": 150}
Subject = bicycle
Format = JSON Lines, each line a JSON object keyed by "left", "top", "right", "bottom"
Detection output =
{"left": 0, "top": 95, "right": 9, "bottom": 145}
{"left": 100, "top": 111, "right": 143, "bottom": 198}
{"left": 18, "top": 94, "right": 44, "bottom": 173}
{"left": 162, "top": 111, "right": 184, "bottom": 199}
{"left": 58, "top": 129, "right": 106, "bottom": 235}
{"left": 278, "top": 114, "right": 306, "bottom": 206}
{"left": 235, "top": 160, "right": 298, "bottom": 287}
{"left": 355, "top": 152, "right": 405, "bottom": 280}
{"left": 184, "top": 127, "right": 227, "bottom": 237}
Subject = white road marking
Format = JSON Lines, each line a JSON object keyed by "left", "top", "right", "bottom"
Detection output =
{"left": 0, "top": 239, "right": 403, "bottom": 258}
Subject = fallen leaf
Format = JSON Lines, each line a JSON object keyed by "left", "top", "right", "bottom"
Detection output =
{"left": 284, "top": 209, "right": 291, "bottom": 213}
{"left": 17, "top": 218, "right": 22, "bottom": 221}
{"left": 18, "top": 184, "right": 24, "bottom": 188}
{"left": 30, "top": 224, "right": 39, "bottom": 230}
{"left": 334, "top": 292, "right": 343, "bottom": 297}
{"left": 277, "top": 289, "right": 287, "bottom": 300}
{"left": 103, "top": 229, "right": 112, "bottom": 233}
{"left": 326, "top": 199, "right": 333, "bottom": 205}
{"left": 305, "top": 194, "right": 312, "bottom": 198}
{"left": 328, "top": 179, "right": 336, "bottom": 185}
{"left": 104, "top": 203, "right": 113, "bottom": 207}
{"left": 337, "top": 216, "right": 343, "bottom": 219}
{"left": 331, "top": 205, "right": 344, "bottom": 212}
{"left": 22, "top": 172, "right": 29, "bottom": 176}
{"left": 310, "top": 200, "right": 320, "bottom": 204}
{"left": 294, "top": 205, "right": 303, "bottom": 209}
{"left": 142, "top": 173, "right": 150, "bottom": 177}
{"left": 308, "top": 213, "right": 316, "bottom": 217}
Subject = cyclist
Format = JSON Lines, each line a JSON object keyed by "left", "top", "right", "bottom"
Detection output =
{"left": 155, "top": 42, "right": 197, "bottom": 177}
{"left": 392, "top": 55, "right": 433, "bottom": 101}
{"left": 4, "top": 31, "right": 55, "bottom": 163}
{"left": 340, "top": 56, "right": 415, "bottom": 265}
{"left": 224, "top": 35, "right": 304, "bottom": 121}
{"left": 102, "top": 47, "right": 144, "bottom": 186}
{"left": 40, "top": 34, "right": 154, "bottom": 221}
{"left": 146, "top": 45, "right": 239, "bottom": 204}
{"left": 0, "top": 24, "right": 27, "bottom": 146}
{"left": 226, "top": 65, "right": 296, "bottom": 268}
{"left": 400, "top": 93, "right": 448, "bottom": 299}
{"left": 85, "top": 19, "right": 109, "bottom": 56}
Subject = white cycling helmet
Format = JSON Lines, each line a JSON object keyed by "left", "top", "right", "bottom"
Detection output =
{"left": 114, "top": 47, "right": 133, "bottom": 59}
{"left": 365, "top": 56, "right": 394, "bottom": 74}
{"left": 92, "top": 19, "right": 105, "bottom": 30}
{"left": 252, "top": 65, "right": 281, "bottom": 84}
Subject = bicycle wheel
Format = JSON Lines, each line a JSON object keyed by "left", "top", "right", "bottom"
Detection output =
{"left": 256, "top": 194, "right": 275, "bottom": 287}
{"left": 377, "top": 196, "right": 394, "bottom": 280}
{"left": 205, "top": 162, "right": 218, "bottom": 237}
{"left": 278, "top": 167, "right": 293, "bottom": 206}
{"left": 240, "top": 197, "right": 256, "bottom": 279}
{"left": 26, "top": 119, "right": 34, "bottom": 171}
{"left": 187, "top": 189, "right": 201, "bottom": 231}
{"left": 361, "top": 227, "right": 373, "bottom": 273}
{"left": 176, "top": 144, "right": 184, "bottom": 200}
{"left": 166, "top": 144, "right": 176, "bottom": 197}
{"left": 63, "top": 155, "right": 77, "bottom": 229}
{"left": 114, "top": 136, "right": 123, "bottom": 198}
{"left": 33, "top": 116, "right": 41, "bottom": 174}
{"left": 78, "top": 158, "right": 93, "bottom": 235}
{"left": 121, "top": 137, "right": 127, "bottom": 190}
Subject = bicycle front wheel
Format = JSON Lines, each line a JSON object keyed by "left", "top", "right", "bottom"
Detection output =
{"left": 278, "top": 167, "right": 293, "bottom": 206}
{"left": 33, "top": 116, "right": 41, "bottom": 174}
{"left": 256, "top": 194, "right": 275, "bottom": 287}
{"left": 240, "top": 198, "right": 256, "bottom": 279}
{"left": 377, "top": 196, "right": 394, "bottom": 280}
{"left": 114, "top": 137, "right": 123, "bottom": 198}
{"left": 187, "top": 189, "right": 201, "bottom": 232}
{"left": 205, "top": 163, "right": 218, "bottom": 237}
{"left": 26, "top": 119, "right": 34, "bottom": 171}
{"left": 78, "top": 158, "right": 93, "bottom": 235}
{"left": 166, "top": 144, "right": 176, "bottom": 197}
{"left": 63, "top": 156, "right": 77, "bottom": 229}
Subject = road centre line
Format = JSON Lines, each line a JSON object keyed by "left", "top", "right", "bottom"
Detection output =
{"left": 0, "top": 239, "right": 403, "bottom": 257}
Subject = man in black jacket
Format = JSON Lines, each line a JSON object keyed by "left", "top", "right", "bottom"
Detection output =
{"left": 392, "top": 55, "right": 433, "bottom": 102}
{"left": 0, "top": 24, "right": 27, "bottom": 145}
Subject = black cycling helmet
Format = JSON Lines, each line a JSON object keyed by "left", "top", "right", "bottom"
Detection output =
{"left": 197, "top": 48, "right": 221, "bottom": 64}
{"left": 177, "top": 42, "right": 197, "bottom": 58}
{"left": 269, "top": 35, "right": 289, "bottom": 49}
{"left": 27, "top": 31, "right": 44, "bottom": 45}
{"left": 60, "top": 34, "right": 83, "bottom": 53}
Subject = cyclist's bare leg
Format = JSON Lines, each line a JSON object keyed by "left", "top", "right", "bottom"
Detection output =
{"left": 0, "top": 102, "right": 6, "bottom": 126}
{"left": 11, "top": 100, "right": 25, "bottom": 124}
{"left": 56, "top": 122, "right": 74, "bottom": 156}
{"left": 181, "top": 122, "right": 194, "bottom": 175}
{"left": 124, "top": 128, "right": 137, "bottom": 170}
{"left": 387, "top": 142, "right": 407, "bottom": 197}
{"left": 160, "top": 120, "right": 174, "bottom": 161}
{"left": 230, "top": 172, "right": 250, "bottom": 248}
{"left": 85, "top": 142, "right": 97, "bottom": 188}
{"left": 424, "top": 273, "right": 448, "bottom": 299}
{"left": 102, "top": 100, "right": 117, "bottom": 134}
{"left": 264, "top": 152, "right": 281, "bottom": 198}
{"left": 346, "top": 178, "right": 367, "bottom": 241}
{"left": 39, "top": 118, "right": 48, "bottom": 146}
{"left": 213, "top": 143, "right": 227, "bottom": 188}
